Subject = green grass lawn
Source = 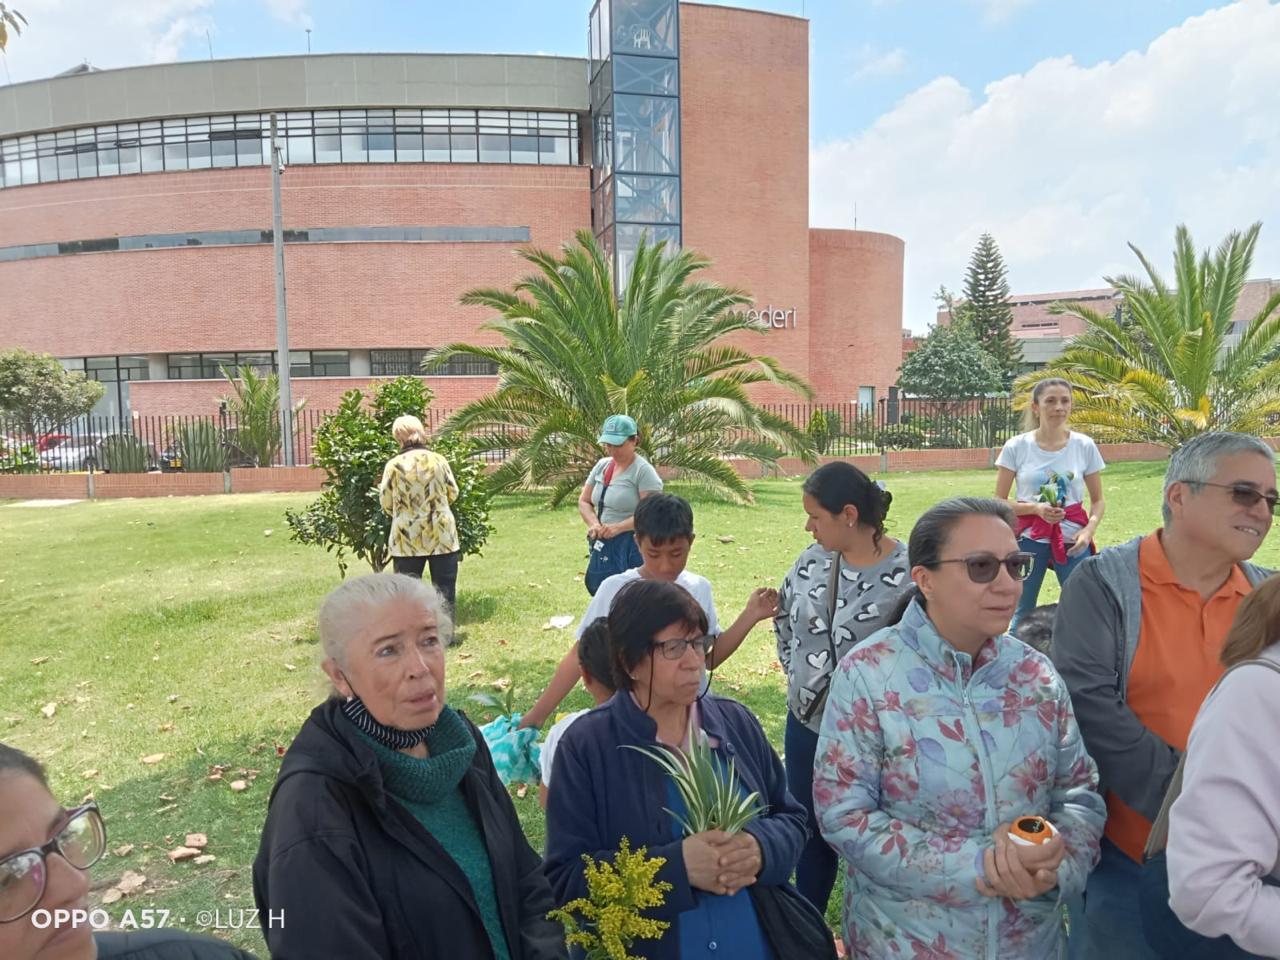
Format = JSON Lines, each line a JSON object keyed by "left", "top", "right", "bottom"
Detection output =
{"left": 2, "top": 461, "right": 1274, "bottom": 951}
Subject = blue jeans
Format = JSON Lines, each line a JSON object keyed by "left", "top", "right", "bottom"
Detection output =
{"left": 1013, "top": 535, "right": 1089, "bottom": 628}
{"left": 783, "top": 712, "right": 837, "bottom": 913}
{"left": 1068, "top": 838, "right": 1159, "bottom": 960}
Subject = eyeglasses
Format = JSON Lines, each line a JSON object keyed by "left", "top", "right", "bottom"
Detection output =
{"left": 1182, "top": 481, "right": 1280, "bottom": 516}
{"left": 653, "top": 635, "right": 715, "bottom": 660}
{"left": 0, "top": 804, "right": 106, "bottom": 923}
{"left": 931, "top": 552, "right": 1035, "bottom": 584}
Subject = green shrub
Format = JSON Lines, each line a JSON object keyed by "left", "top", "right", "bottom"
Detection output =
{"left": 101, "top": 435, "right": 151, "bottom": 473}
{"left": 874, "top": 425, "right": 927, "bottom": 450}
{"left": 807, "top": 409, "right": 847, "bottom": 455}
{"left": 285, "top": 377, "right": 494, "bottom": 575}
{"left": 176, "top": 421, "right": 226, "bottom": 472}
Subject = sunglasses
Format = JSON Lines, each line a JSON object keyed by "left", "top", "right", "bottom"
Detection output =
{"left": 653, "top": 635, "right": 715, "bottom": 660}
{"left": 1184, "top": 481, "right": 1280, "bottom": 516}
{"left": 0, "top": 804, "right": 106, "bottom": 923}
{"left": 932, "top": 552, "right": 1035, "bottom": 584}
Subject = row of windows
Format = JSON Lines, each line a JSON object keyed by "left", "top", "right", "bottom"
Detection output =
{"left": 0, "top": 108, "right": 582, "bottom": 189}
{"left": 370, "top": 349, "right": 498, "bottom": 377}
{"left": 60, "top": 351, "right": 499, "bottom": 383}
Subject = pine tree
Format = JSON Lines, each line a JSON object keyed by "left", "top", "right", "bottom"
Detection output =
{"left": 962, "top": 233, "right": 1022, "bottom": 386}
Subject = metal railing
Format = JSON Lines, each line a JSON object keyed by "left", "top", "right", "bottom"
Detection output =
{"left": 1, "top": 396, "right": 1021, "bottom": 475}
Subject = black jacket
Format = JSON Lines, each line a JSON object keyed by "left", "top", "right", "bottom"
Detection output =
{"left": 252, "top": 699, "right": 566, "bottom": 960}
{"left": 96, "top": 931, "right": 258, "bottom": 959}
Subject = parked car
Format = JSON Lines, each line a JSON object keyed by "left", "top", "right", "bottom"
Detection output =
{"left": 39, "top": 434, "right": 107, "bottom": 471}
{"left": 40, "top": 434, "right": 159, "bottom": 472}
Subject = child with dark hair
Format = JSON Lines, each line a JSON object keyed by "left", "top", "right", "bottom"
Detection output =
{"left": 522, "top": 493, "right": 777, "bottom": 730}
{"left": 538, "top": 618, "right": 616, "bottom": 809}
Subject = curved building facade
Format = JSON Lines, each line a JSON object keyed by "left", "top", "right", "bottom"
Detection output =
{"left": 0, "top": 3, "right": 904, "bottom": 420}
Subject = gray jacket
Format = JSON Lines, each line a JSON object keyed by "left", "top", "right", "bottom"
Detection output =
{"left": 1052, "top": 536, "right": 1272, "bottom": 821}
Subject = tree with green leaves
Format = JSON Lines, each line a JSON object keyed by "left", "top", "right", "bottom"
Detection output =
{"left": 962, "top": 233, "right": 1022, "bottom": 385}
{"left": 219, "top": 365, "right": 305, "bottom": 467}
{"left": 897, "top": 323, "right": 1004, "bottom": 406}
{"left": 0, "top": 3, "right": 26, "bottom": 51}
{"left": 426, "top": 230, "right": 816, "bottom": 504}
{"left": 285, "top": 377, "right": 494, "bottom": 575}
{"left": 0, "top": 347, "right": 105, "bottom": 440}
{"left": 1022, "top": 222, "right": 1280, "bottom": 445}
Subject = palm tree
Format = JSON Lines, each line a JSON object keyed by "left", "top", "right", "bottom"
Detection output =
{"left": 1018, "top": 223, "right": 1280, "bottom": 446}
{"left": 427, "top": 230, "right": 816, "bottom": 503}
{"left": 0, "top": 4, "right": 27, "bottom": 51}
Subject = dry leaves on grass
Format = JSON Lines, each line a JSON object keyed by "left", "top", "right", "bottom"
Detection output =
{"left": 101, "top": 870, "right": 147, "bottom": 904}
{"left": 140, "top": 753, "right": 166, "bottom": 765}
{"left": 30, "top": 656, "right": 49, "bottom": 666}
{"left": 113, "top": 844, "right": 134, "bottom": 857}
{"left": 40, "top": 702, "right": 57, "bottom": 718}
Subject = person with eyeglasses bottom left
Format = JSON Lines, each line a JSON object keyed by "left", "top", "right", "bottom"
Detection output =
{"left": 813, "top": 497, "right": 1106, "bottom": 960}
{"left": 0, "top": 742, "right": 257, "bottom": 960}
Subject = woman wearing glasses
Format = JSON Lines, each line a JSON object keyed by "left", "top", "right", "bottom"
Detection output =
{"left": 544, "top": 580, "right": 819, "bottom": 960}
{"left": 995, "top": 377, "right": 1107, "bottom": 628}
{"left": 0, "top": 743, "right": 255, "bottom": 960}
{"left": 813, "top": 498, "right": 1106, "bottom": 960}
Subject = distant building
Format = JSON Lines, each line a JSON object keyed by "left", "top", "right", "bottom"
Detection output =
{"left": 935, "top": 279, "right": 1278, "bottom": 370}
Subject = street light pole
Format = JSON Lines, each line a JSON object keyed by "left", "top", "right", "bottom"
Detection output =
{"left": 269, "top": 113, "right": 295, "bottom": 467}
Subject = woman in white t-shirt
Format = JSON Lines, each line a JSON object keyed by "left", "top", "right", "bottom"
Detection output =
{"left": 995, "top": 377, "right": 1107, "bottom": 628}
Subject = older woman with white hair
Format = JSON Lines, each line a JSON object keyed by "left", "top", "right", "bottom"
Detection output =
{"left": 253, "top": 574, "right": 565, "bottom": 960}
{"left": 379, "top": 414, "right": 461, "bottom": 613}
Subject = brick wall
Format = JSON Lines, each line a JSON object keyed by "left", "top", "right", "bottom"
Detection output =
{"left": 0, "top": 163, "right": 589, "bottom": 359}
{"left": 680, "top": 4, "right": 813, "bottom": 406}
{"left": 808, "top": 229, "right": 905, "bottom": 405}
{"left": 4, "top": 438, "right": 1276, "bottom": 501}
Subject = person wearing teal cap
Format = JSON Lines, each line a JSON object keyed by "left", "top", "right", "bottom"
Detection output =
{"left": 578, "top": 414, "right": 663, "bottom": 595}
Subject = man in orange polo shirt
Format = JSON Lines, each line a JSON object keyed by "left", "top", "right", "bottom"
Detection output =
{"left": 1054, "top": 431, "right": 1276, "bottom": 958}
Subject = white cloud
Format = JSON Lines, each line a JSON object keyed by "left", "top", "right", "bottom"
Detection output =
{"left": 811, "top": 0, "right": 1280, "bottom": 330}
{"left": 849, "top": 44, "right": 908, "bottom": 80}
{"left": 2, "top": 0, "right": 213, "bottom": 81}
{"left": 973, "top": 0, "right": 1035, "bottom": 24}
{"left": 264, "top": 0, "right": 312, "bottom": 29}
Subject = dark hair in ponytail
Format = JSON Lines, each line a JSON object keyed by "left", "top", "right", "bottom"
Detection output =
{"left": 802, "top": 462, "right": 893, "bottom": 550}
{"left": 885, "top": 497, "right": 1017, "bottom": 626}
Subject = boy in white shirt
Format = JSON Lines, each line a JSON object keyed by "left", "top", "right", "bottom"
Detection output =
{"left": 520, "top": 493, "right": 777, "bottom": 729}
{"left": 538, "top": 617, "right": 615, "bottom": 809}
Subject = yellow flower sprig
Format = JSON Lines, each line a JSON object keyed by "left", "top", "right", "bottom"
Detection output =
{"left": 548, "top": 838, "right": 672, "bottom": 960}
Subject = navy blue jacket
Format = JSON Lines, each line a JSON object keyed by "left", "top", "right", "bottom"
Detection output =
{"left": 543, "top": 691, "right": 807, "bottom": 960}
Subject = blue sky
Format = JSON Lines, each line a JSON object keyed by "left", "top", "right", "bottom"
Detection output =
{"left": 8, "top": 1, "right": 1279, "bottom": 328}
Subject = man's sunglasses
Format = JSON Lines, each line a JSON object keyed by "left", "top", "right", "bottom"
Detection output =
{"left": 931, "top": 552, "right": 1035, "bottom": 584}
{"left": 1183, "top": 481, "right": 1280, "bottom": 516}
{"left": 0, "top": 804, "right": 106, "bottom": 923}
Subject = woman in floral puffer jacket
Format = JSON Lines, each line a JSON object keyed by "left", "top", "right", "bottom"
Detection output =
{"left": 814, "top": 497, "right": 1105, "bottom": 960}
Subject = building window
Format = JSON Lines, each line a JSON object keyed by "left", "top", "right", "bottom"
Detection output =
{"left": 58, "top": 355, "right": 151, "bottom": 420}
{"left": 858, "top": 386, "right": 875, "bottom": 413}
{"left": 167, "top": 350, "right": 354, "bottom": 379}
{"left": 370, "top": 349, "right": 498, "bottom": 377}
{"left": 289, "top": 350, "right": 351, "bottom": 377}
{"left": 0, "top": 108, "right": 583, "bottom": 189}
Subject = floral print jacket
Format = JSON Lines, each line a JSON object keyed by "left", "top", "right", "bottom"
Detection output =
{"left": 814, "top": 599, "right": 1104, "bottom": 960}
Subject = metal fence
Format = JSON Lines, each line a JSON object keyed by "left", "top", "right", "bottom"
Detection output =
{"left": 1, "top": 396, "right": 1019, "bottom": 474}
{"left": 759, "top": 396, "right": 1019, "bottom": 455}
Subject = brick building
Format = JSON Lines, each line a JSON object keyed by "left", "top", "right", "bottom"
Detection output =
{"left": 935, "top": 279, "right": 1278, "bottom": 369}
{"left": 0, "top": 1, "right": 905, "bottom": 421}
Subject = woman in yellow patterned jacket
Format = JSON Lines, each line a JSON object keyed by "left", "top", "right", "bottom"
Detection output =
{"left": 379, "top": 415, "right": 461, "bottom": 613}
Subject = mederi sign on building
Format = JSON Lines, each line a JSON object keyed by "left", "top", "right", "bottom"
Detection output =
{"left": 0, "top": 1, "right": 904, "bottom": 420}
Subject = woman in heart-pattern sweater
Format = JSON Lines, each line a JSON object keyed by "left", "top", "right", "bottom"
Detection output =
{"left": 774, "top": 462, "right": 912, "bottom": 912}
